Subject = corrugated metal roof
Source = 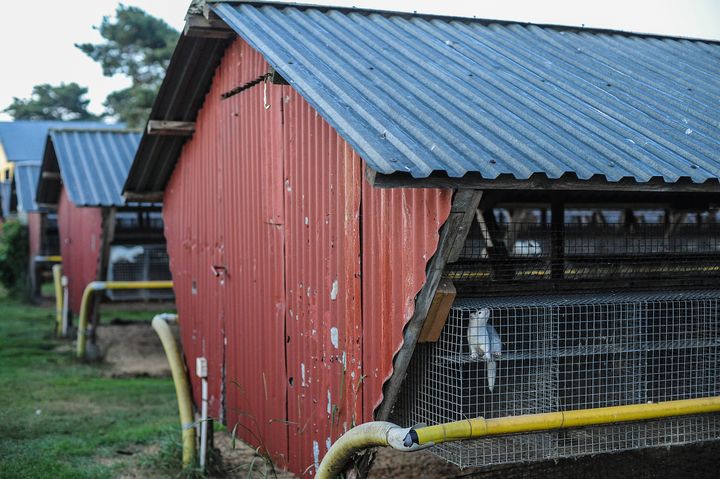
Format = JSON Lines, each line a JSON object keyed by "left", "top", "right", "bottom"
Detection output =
{"left": 124, "top": 33, "right": 231, "bottom": 195}
{"left": 0, "top": 121, "right": 123, "bottom": 162}
{"left": 211, "top": 3, "right": 720, "bottom": 186}
{"left": 14, "top": 162, "right": 41, "bottom": 212}
{"left": 38, "top": 129, "right": 141, "bottom": 207}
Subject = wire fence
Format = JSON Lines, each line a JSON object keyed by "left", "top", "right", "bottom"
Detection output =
{"left": 449, "top": 218, "right": 720, "bottom": 295}
{"left": 106, "top": 244, "right": 173, "bottom": 301}
{"left": 394, "top": 292, "right": 720, "bottom": 468}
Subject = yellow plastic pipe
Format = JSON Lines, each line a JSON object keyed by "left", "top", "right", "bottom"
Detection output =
{"left": 52, "top": 264, "right": 63, "bottom": 337}
{"left": 317, "top": 396, "right": 720, "bottom": 478}
{"left": 316, "top": 422, "right": 421, "bottom": 479}
{"left": 76, "top": 280, "right": 174, "bottom": 358}
{"left": 414, "top": 396, "right": 720, "bottom": 446}
{"left": 34, "top": 255, "right": 62, "bottom": 263}
{"left": 152, "top": 313, "right": 196, "bottom": 467}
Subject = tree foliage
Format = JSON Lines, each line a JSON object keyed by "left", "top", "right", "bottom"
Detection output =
{"left": 3, "top": 83, "right": 101, "bottom": 121}
{"left": 103, "top": 85, "right": 158, "bottom": 130}
{"left": 0, "top": 220, "right": 29, "bottom": 299}
{"left": 76, "top": 5, "right": 179, "bottom": 127}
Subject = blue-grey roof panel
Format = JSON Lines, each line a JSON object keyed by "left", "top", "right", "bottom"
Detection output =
{"left": 49, "top": 130, "right": 141, "bottom": 207}
{"left": 213, "top": 3, "right": 720, "bottom": 185}
{"left": 14, "top": 162, "right": 41, "bottom": 213}
{"left": 0, "top": 121, "right": 124, "bottom": 163}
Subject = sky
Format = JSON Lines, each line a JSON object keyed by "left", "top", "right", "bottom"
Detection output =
{"left": 0, "top": 0, "right": 718, "bottom": 121}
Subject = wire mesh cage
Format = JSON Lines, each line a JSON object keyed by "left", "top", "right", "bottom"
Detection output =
{"left": 393, "top": 292, "right": 720, "bottom": 468}
{"left": 450, "top": 211, "right": 720, "bottom": 295}
{"left": 106, "top": 244, "right": 173, "bottom": 301}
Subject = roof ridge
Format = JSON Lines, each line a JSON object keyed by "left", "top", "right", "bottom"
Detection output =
{"left": 212, "top": 1, "right": 720, "bottom": 44}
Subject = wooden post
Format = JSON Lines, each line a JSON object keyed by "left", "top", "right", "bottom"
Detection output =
{"left": 551, "top": 199, "right": 565, "bottom": 280}
{"left": 89, "top": 207, "right": 116, "bottom": 345}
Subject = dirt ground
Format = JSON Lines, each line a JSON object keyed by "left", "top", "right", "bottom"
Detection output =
{"left": 93, "top": 319, "right": 178, "bottom": 377}
{"left": 368, "top": 441, "right": 720, "bottom": 478}
{"left": 212, "top": 440, "right": 720, "bottom": 478}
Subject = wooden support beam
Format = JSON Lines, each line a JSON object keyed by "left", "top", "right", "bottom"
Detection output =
{"left": 147, "top": 120, "right": 196, "bottom": 136}
{"left": 368, "top": 168, "right": 720, "bottom": 194}
{"left": 36, "top": 203, "right": 57, "bottom": 210}
{"left": 184, "top": 14, "right": 234, "bottom": 39}
{"left": 89, "top": 207, "right": 117, "bottom": 347}
{"left": 123, "top": 191, "right": 165, "bottom": 203}
{"left": 375, "top": 188, "right": 483, "bottom": 421}
{"left": 551, "top": 199, "right": 565, "bottom": 280}
{"left": 418, "top": 279, "right": 457, "bottom": 343}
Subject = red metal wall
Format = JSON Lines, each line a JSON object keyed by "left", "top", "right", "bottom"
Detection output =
{"left": 361, "top": 186, "right": 452, "bottom": 420}
{"left": 163, "top": 38, "right": 452, "bottom": 476}
{"left": 27, "top": 212, "right": 42, "bottom": 259}
{"left": 57, "top": 188, "right": 103, "bottom": 313}
{"left": 282, "top": 88, "right": 364, "bottom": 472}
{"left": 164, "top": 39, "right": 289, "bottom": 465}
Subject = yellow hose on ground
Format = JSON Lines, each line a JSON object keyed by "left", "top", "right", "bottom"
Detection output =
{"left": 317, "top": 396, "right": 720, "bottom": 479}
{"left": 413, "top": 396, "right": 720, "bottom": 445}
{"left": 75, "top": 280, "right": 174, "bottom": 358}
{"left": 34, "top": 255, "right": 62, "bottom": 263}
{"left": 52, "top": 264, "right": 63, "bottom": 336}
{"left": 315, "top": 422, "right": 420, "bottom": 479}
{"left": 152, "top": 313, "right": 196, "bottom": 467}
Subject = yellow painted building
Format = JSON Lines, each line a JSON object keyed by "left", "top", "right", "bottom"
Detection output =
{"left": 0, "top": 140, "right": 13, "bottom": 183}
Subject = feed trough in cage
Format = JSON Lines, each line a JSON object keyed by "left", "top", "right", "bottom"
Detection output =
{"left": 394, "top": 211, "right": 720, "bottom": 469}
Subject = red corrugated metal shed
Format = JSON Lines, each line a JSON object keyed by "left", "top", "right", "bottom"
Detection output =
{"left": 57, "top": 188, "right": 102, "bottom": 313}
{"left": 161, "top": 39, "right": 452, "bottom": 476}
{"left": 164, "top": 41, "right": 289, "bottom": 465}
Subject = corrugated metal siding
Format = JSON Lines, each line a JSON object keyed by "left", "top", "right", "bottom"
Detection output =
{"left": 163, "top": 126, "right": 226, "bottom": 437}
{"left": 57, "top": 188, "right": 102, "bottom": 313}
{"left": 361, "top": 184, "right": 452, "bottom": 420}
{"left": 14, "top": 162, "right": 40, "bottom": 213}
{"left": 163, "top": 40, "right": 289, "bottom": 465}
{"left": 163, "top": 36, "right": 451, "bottom": 476}
{"left": 283, "top": 88, "right": 363, "bottom": 473}
{"left": 214, "top": 3, "right": 720, "bottom": 185}
{"left": 219, "top": 42, "right": 290, "bottom": 468}
{"left": 46, "top": 130, "right": 141, "bottom": 207}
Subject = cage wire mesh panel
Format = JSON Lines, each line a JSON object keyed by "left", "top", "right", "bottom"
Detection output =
{"left": 394, "top": 292, "right": 720, "bottom": 467}
{"left": 392, "top": 210, "right": 720, "bottom": 467}
{"left": 449, "top": 212, "right": 720, "bottom": 296}
{"left": 106, "top": 244, "right": 173, "bottom": 301}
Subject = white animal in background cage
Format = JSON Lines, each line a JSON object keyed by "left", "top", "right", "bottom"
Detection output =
{"left": 467, "top": 308, "right": 503, "bottom": 392}
{"left": 512, "top": 239, "right": 542, "bottom": 257}
{"left": 109, "top": 245, "right": 145, "bottom": 264}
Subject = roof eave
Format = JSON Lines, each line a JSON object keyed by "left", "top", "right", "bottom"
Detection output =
{"left": 368, "top": 168, "right": 720, "bottom": 194}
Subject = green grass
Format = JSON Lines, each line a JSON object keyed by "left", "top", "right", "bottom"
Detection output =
{"left": 0, "top": 296, "right": 182, "bottom": 478}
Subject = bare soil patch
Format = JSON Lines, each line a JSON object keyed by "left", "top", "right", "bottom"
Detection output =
{"left": 94, "top": 320, "right": 179, "bottom": 377}
{"left": 213, "top": 431, "right": 297, "bottom": 478}
{"left": 369, "top": 440, "right": 720, "bottom": 478}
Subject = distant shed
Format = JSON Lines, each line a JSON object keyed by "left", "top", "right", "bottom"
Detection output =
{"left": 37, "top": 129, "right": 171, "bottom": 316}
{"left": 0, "top": 120, "right": 118, "bottom": 218}
{"left": 124, "top": 2, "right": 720, "bottom": 476}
